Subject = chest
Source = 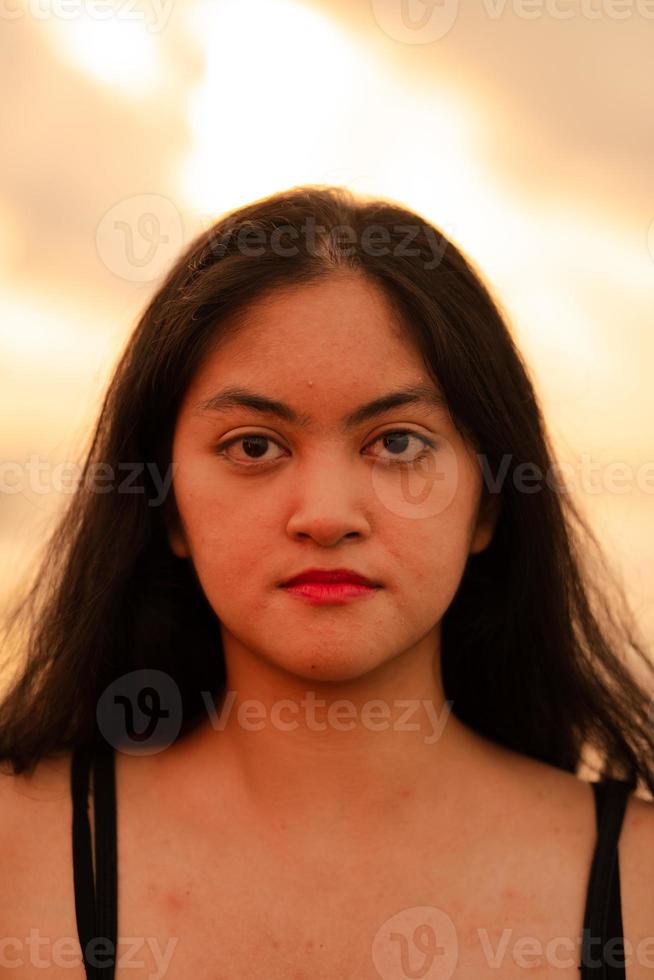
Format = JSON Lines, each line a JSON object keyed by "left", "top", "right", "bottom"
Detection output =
{"left": 107, "top": 825, "right": 592, "bottom": 980}
{"left": 4, "top": 791, "right": 595, "bottom": 980}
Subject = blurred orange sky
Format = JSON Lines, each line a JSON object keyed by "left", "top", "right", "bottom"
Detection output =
{"left": 1, "top": 0, "right": 653, "bottom": 648}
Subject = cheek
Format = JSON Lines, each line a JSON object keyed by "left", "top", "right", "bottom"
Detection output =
{"left": 174, "top": 454, "right": 267, "bottom": 548}
{"left": 388, "top": 496, "right": 475, "bottom": 610}
{"left": 178, "top": 484, "right": 278, "bottom": 612}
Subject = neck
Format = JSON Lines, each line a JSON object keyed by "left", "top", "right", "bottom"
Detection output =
{"left": 163, "top": 630, "right": 506, "bottom": 848}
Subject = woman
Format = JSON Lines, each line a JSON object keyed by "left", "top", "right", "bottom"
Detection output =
{"left": 0, "top": 184, "right": 652, "bottom": 979}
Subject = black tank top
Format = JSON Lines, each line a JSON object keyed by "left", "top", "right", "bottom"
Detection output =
{"left": 70, "top": 743, "right": 633, "bottom": 979}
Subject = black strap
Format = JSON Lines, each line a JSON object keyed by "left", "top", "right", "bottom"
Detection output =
{"left": 93, "top": 740, "right": 118, "bottom": 974}
{"left": 71, "top": 743, "right": 97, "bottom": 973}
{"left": 579, "top": 779, "right": 631, "bottom": 978}
{"left": 71, "top": 742, "right": 118, "bottom": 979}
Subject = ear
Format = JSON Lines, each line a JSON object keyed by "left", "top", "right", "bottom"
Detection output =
{"left": 469, "top": 491, "right": 501, "bottom": 555}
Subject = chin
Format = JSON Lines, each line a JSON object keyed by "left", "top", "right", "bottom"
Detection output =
{"left": 281, "top": 647, "right": 382, "bottom": 684}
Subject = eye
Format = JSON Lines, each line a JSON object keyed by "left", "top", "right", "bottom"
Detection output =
{"left": 366, "top": 429, "right": 436, "bottom": 466}
{"left": 214, "top": 428, "right": 437, "bottom": 469}
{"left": 215, "top": 433, "right": 286, "bottom": 466}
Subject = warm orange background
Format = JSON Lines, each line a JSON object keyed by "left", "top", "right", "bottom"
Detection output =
{"left": 1, "top": 0, "right": 653, "bottom": 652}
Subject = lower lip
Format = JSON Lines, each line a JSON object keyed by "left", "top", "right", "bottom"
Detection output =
{"left": 280, "top": 582, "right": 380, "bottom": 604}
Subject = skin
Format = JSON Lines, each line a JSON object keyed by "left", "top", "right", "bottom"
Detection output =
{"left": 160, "top": 270, "right": 508, "bottom": 850}
{"left": 146, "top": 272, "right": 654, "bottom": 973}
{"left": 1, "top": 271, "right": 654, "bottom": 979}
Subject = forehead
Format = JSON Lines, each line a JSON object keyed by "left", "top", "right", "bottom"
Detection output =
{"left": 196, "top": 274, "right": 426, "bottom": 381}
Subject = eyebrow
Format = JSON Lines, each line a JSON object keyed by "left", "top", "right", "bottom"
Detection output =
{"left": 193, "top": 383, "right": 447, "bottom": 428}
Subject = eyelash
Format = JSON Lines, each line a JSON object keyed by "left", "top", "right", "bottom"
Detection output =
{"left": 214, "top": 429, "right": 437, "bottom": 469}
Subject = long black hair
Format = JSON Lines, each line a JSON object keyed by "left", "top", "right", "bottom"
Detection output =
{"left": 1, "top": 184, "right": 653, "bottom": 793}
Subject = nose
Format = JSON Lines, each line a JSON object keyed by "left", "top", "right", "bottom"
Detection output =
{"left": 284, "top": 452, "right": 373, "bottom": 546}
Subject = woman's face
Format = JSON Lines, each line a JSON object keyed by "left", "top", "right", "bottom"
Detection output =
{"left": 166, "top": 273, "right": 498, "bottom": 683}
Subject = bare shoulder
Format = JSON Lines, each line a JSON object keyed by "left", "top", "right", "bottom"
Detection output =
{"left": 0, "top": 751, "right": 75, "bottom": 920}
{"left": 0, "top": 750, "right": 73, "bottom": 828}
{"left": 621, "top": 787, "right": 654, "bottom": 870}
{"left": 474, "top": 737, "right": 596, "bottom": 830}
{"left": 505, "top": 750, "right": 654, "bottom": 977}
{"left": 0, "top": 749, "right": 73, "bottom": 791}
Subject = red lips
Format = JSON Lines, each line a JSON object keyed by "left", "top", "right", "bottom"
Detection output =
{"left": 280, "top": 567, "right": 380, "bottom": 588}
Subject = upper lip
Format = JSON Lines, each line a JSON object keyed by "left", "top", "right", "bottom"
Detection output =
{"left": 279, "top": 567, "right": 381, "bottom": 587}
